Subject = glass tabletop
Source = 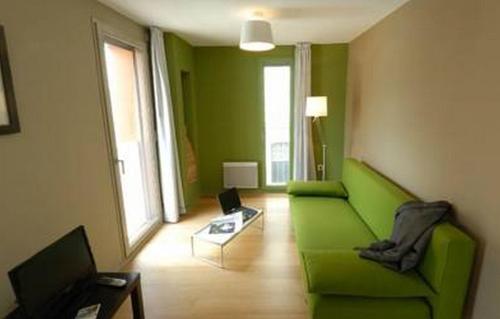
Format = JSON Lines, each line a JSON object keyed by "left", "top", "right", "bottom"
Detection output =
{"left": 192, "top": 208, "right": 263, "bottom": 246}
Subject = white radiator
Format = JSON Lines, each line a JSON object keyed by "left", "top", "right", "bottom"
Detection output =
{"left": 223, "top": 162, "right": 258, "bottom": 189}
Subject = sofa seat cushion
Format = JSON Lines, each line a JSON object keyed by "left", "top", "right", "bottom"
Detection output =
{"left": 302, "top": 250, "right": 433, "bottom": 297}
{"left": 308, "top": 294, "right": 431, "bottom": 319}
{"left": 290, "top": 197, "right": 376, "bottom": 250}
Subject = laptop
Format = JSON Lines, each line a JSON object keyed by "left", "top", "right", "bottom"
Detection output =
{"left": 218, "top": 188, "right": 258, "bottom": 222}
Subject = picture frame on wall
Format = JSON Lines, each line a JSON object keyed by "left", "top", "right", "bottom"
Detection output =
{"left": 0, "top": 25, "right": 20, "bottom": 135}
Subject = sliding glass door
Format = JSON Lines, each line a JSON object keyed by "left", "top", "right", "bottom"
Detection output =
{"left": 97, "top": 28, "right": 162, "bottom": 255}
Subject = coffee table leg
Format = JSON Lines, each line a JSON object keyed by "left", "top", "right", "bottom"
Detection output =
{"left": 131, "top": 281, "right": 145, "bottom": 319}
{"left": 220, "top": 245, "right": 224, "bottom": 268}
{"left": 191, "top": 236, "right": 194, "bottom": 256}
{"left": 192, "top": 241, "right": 224, "bottom": 268}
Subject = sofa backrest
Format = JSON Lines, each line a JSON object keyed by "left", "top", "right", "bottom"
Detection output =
{"left": 342, "top": 158, "right": 475, "bottom": 319}
{"left": 342, "top": 158, "right": 414, "bottom": 239}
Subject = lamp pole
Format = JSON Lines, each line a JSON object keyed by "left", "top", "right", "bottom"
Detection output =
{"left": 322, "top": 144, "right": 327, "bottom": 181}
{"left": 314, "top": 117, "right": 327, "bottom": 181}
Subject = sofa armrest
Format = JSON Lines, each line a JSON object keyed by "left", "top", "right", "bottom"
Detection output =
{"left": 287, "top": 181, "right": 347, "bottom": 198}
{"left": 302, "top": 250, "right": 433, "bottom": 298}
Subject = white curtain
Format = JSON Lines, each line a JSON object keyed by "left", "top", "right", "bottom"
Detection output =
{"left": 292, "top": 43, "right": 316, "bottom": 181}
{"left": 150, "top": 27, "right": 185, "bottom": 223}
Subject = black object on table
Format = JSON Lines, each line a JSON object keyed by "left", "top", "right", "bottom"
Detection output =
{"left": 6, "top": 226, "right": 145, "bottom": 318}
{"left": 7, "top": 272, "right": 144, "bottom": 319}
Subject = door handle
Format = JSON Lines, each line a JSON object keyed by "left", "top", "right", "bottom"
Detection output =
{"left": 115, "top": 159, "right": 126, "bottom": 175}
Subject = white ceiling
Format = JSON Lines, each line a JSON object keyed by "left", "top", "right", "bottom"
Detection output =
{"left": 98, "top": 0, "right": 410, "bottom": 46}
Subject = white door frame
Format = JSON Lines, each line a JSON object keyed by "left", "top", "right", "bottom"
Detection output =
{"left": 93, "top": 20, "right": 162, "bottom": 257}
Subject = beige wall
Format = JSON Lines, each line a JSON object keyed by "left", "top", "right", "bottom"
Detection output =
{"left": 0, "top": 0, "right": 146, "bottom": 315}
{"left": 346, "top": 0, "right": 500, "bottom": 318}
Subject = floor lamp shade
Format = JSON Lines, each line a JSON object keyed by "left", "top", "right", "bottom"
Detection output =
{"left": 305, "top": 96, "right": 328, "bottom": 117}
{"left": 240, "top": 20, "right": 275, "bottom": 52}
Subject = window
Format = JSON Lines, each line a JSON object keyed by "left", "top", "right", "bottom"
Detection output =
{"left": 264, "top": 65, "right": 291, "bottom": 186}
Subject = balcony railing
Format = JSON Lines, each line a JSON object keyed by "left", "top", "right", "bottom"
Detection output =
{"left": 270, "top": 142, "right": 289, "bottom": 184}
{"left": 271, "top": 161, "right": 289, "bottom": 184}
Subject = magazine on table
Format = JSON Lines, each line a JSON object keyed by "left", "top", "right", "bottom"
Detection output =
{"left": 75, "top": 304, "right": 100, "bottom": 319}
{"left": 209, "top": 212, "right": 243, "bottom": 234}
{"left": 241, "top": 208, "right": 258, "bottom": 222}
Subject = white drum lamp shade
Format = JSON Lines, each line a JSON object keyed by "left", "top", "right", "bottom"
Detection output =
{"left": 240, "top": 20, "right": 275, "bottom": 52}
{"left": 305, "top": 96, "right": 328, "bottom": 117}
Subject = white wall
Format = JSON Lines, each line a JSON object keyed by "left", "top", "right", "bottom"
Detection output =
{"left": 346, "top": 0, "right": 500, "bottom": 318}
{"left": 0, "top": 0, "right": 146, "bottom": 315}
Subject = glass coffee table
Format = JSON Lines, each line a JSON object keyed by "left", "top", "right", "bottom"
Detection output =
{"left": 191, "top": 208, "right": 264, "bottom": 268}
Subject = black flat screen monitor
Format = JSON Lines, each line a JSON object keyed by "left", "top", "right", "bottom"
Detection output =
{"left": 218, "top": 187, "right": 242, "bottom": 214}
{"left": 8, "top": 226, "right": 97, "bottom": 317}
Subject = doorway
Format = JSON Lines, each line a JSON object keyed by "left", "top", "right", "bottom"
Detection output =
{"left": 97, "top": 29, "right": 162, "bottom": 255}
{"left": 263, "top": 65, "right": 291, "bottom": 186}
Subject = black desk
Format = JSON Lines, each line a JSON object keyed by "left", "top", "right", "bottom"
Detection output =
{"left": 7, "top": 272, "right": 144, "bottom": 319}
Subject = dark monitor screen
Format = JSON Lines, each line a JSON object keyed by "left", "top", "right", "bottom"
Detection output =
{"left": 218, "top": 187, "right": 242, "bottom": 214}
{"left": 8, "top": 226, "right": 97, "bottom": 317}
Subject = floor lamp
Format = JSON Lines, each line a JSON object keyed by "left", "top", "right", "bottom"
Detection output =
{"left": 306, "top": 96, "right": 328, "bottom": 181}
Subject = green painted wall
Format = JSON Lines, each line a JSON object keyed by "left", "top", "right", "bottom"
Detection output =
{"left": 164, "top": 33, "right": 200, "bottom": 209}
{"left": 311, "top": 44, "right": 349, "bottom": 180}
{"left": 194, "top": 46, "right": 294, "bottom": 195}
{"left": 164, "top": 34, "right": 349, "bottom": 199}
{"left": 193, "top": 44, "right": 348, "bottom": 195}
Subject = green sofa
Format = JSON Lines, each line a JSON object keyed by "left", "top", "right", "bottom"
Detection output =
{"left": 287, "top": 159, "right": 475, "bottom": 319}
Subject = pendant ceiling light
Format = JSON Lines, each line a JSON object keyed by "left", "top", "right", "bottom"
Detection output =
{"left": 240, "top": 12, "right": 275, "bottom": 52}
